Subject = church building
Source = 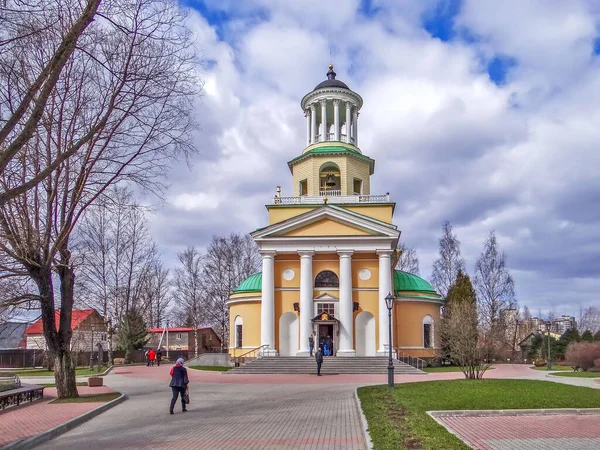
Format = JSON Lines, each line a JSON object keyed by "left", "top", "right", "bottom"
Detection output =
{"left": 227, "top": 66, "right": 443, "bottom": 359}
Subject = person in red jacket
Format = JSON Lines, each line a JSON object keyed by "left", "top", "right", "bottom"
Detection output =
{"left": 147, "top": 348, "right": 156, "bottom": 366}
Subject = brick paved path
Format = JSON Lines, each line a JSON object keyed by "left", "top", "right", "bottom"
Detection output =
{"left": 436, "top": 413, "right": 600, "bottom": 450}
{"left": 38, "top": 373, "right": 365, "bottom": 450}
{"left": 0, "top": 386, "right": 116, "bottom": 447}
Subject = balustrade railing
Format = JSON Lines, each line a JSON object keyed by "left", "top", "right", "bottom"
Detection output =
{"left": 273, "top": 193, "right": 389, "bottom": 205}
{"left": 319, "top": 189, "right": 341, "bottom": 196}
{"left": 312, "top": 134, "right": 356, "bottom": 144}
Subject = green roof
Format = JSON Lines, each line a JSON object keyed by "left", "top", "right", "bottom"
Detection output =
{"left": 393, "top": 270, "right": 439, "bottom": 296}
{"left": 287, "top": 145, "right": 375, "bottom": 173}
{"left": 233, "top": 272, "right": 262, "bottom": 294}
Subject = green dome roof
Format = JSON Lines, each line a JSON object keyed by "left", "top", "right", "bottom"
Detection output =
{"left": 233, "top": 272, "right": 262, "bottom": 294}
{"left": 393, "top": 270, "right": 438, "bottom": 295}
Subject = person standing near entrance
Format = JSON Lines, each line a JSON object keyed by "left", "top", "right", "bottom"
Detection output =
{"left": 308, "top": 333, "right": 315, "bottom": 356}
{"left": 325, "top": 335, "right": 333, "bottom": 357}
{"left": 315, "top": 346, "right": 323, "bottom": 376}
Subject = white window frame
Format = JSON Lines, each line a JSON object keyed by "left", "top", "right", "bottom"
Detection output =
{"left": 423, "top": 315, "right": 434, "bottom": 348}
{"left": 234, "top": 316, "right": 243, "bottom": 348}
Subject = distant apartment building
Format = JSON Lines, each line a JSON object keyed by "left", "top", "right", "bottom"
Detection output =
{"left": 146, "top": 327, "right": 221, "bottom": 354}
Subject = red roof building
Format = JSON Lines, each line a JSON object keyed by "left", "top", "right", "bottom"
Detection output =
{"left": 147, "top": 326, "right": 221, "bottom": 353}
{"left": 25, "top": 309, "right": 107, "bottom": 351}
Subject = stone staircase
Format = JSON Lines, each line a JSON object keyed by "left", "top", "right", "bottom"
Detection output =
{"left": 229, "top": 356, "right": 426, "bottom": 375}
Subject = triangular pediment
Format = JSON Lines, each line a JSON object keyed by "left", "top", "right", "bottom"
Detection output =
{"left": 252, "top": 205, "right": 399, "bottom": 240}
{"left": 314, "top": 292, "right": 339, "bottom": 301}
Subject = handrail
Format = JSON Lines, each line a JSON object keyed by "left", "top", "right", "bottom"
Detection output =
{"left": 394, "top": 348, "right": 426, "bottom": 371}
{"left": 234, "top": 345, "right": 271, "bottom": 367}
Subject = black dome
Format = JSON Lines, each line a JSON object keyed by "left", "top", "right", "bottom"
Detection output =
{"left": 313, "top": 65, "right": 350, "bottom": 91}
{"left": 314, "top": 79, "right": 350, "bottom": 90}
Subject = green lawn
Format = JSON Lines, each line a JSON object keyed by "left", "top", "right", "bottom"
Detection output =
{"left": 423, "top": 366, "right": 494, "bottom": 373}
{"left": 357, "top": 379, "right": 600, "bottom": 450}
{"left": 50, "top": 392, "right": 121, "bottom": 404}
{"left": 7, "top": 366, "right": 108, "bottom": 377}
{"left": 189, "top": 365, "right": 231, "bottom": 372}
{"left": 551, "top": 371, "right": 600, "bottom": 378}
{"left": 530, "top": 365, "right": 573, "bottom": 371}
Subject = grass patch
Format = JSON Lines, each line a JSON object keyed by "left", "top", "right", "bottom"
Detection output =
{"left": 551, "top": 371, "right": 600, "bottom": 378}
{"left": 423, "top": 366, "right": 495, "bottom": 373}
{"left": 50, "top": 392, "right": 120, "bottom": 404}
{"left": 357, "top": 379, "right": 600, "bottom": 450}
{"left": 189, "top": 365, "right": 231, "bottom": 372}
{"left": 530, "top": 365, "right": 572, "bottom": 371}
{"left": 8, "top": 367, "right": 108, "bottom": 377}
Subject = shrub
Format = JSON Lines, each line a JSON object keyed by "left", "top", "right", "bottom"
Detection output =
{"left": 565, "top": 342, "right": 600, "bottom": 371}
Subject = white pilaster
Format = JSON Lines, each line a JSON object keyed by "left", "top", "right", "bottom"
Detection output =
{"left": 310, "top": 104, "right": 316, "bottom": 144}
{"left": 345, "top": 102, "right": 352, "bottom": 143}
{"left": 377, "top": 249, "right": 393, "bottom": 356}
{"left": 337, "top": 251, "right": 355, "bottom": 356}
{"left": 320, "top": 99, "right": 327, "bottom": 142}
{"left": 305, "top": 109, "right": 311, "bottom": 146}
{"left": 260, "top": 251, "right": 277, "bottom": 356}
{"left": 353, "top": 109, "right": 359, "bottom": 146}
{"left": 297, "top": 251, "right": 314, "bottom": 356}
{"left": 333, "top": 99, "right": 340, "bottom": 141}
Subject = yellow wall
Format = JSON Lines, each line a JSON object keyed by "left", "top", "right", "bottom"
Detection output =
{"left": 352, "top": 289, "right": 379, "bottom": 349}
{"left": 266, "top": 204, "right": 394, "bottom": 228}
{"left": 282, "top": 218, "right": 371, "bottom": 237}
{"left": 395, "top": 301, "right": 442, "bottom": 357}
{"left": 229, "top": 301, "right": 261, "bottom": 357}
{"left": 274, "top": 290, "right": 301, "bottom": 350}
{"left": 345, "top": 205, "right": 394, "bottom": 223}
{"left": 274, "top": 256, "right": 300, "bottom": 289}
{"left": 267, "top": 206, "right": 316, "bottom": 225}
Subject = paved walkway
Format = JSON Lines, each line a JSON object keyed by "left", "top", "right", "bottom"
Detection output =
{"left": 2, "top": 364, "right": 598, "bottom": 449}
{"left": 0, "top": 386, "right": 116, "bottom": 447}
{"left": 436, "top": 412, "right": 600, "bottom": 450}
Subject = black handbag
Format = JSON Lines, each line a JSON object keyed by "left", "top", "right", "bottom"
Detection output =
{"left": 183, "top": 387, "right": 190, "bottom": 404}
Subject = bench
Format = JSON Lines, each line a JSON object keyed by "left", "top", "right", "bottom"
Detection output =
{"left": 0, "top": 373, "right": 44, "bottom": 410}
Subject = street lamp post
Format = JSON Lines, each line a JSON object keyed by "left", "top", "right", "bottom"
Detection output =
{"left": 545, "top": 320, "right": 552, "bottom": 371}
{"left": 385, "top": 292, "right": 395, "bottom": 388}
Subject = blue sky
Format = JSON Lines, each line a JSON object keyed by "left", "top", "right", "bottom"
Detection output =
{"left": 146, "top": 0, "right": 600, "bottom": 319}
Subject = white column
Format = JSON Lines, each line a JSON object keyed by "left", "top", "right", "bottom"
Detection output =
{"left": 333, "top": 100, "right": 340, "bottom": 141}
{"left": 353, "top": 109, "right": 359, "bottom": 146}
{"left": 260, "top": 251, "right": 277, "bottom": 356}
{"left": 305, "top": 109, "right": 311, "bottom": 146}
{"left": 310, "top": 104, "right": 316, "bottom": 144}
{"left": 377, "top": 249, "right": 393, "bottom": 356}
{"left": 297, "top": 251, "right": 314, "bottom": 356}
{"left": 345, "top": 102, "right": 352, "bottom": 143}
{"left": 320, "top": 99, "right": 327, "bottom": 142}
{"left": 337, "top": 251, "right": 355, "bottom": 356}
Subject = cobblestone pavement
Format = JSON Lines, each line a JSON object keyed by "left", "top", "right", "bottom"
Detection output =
{"left": 0, "top": 386, "right": 116, "bottom": 447}
{"left": 436, "top": 413, "right": 600, "bottom": 450}
{"left": 37, "top": 373, "right": 365, "bottom": 450}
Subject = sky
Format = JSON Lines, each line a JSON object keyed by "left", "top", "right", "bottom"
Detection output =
{"left": 147, "top": 0, "right": 600, "bottom": 319}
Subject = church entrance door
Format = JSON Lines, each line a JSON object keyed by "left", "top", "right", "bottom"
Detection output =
{"left": 317, "top": 323, "right": 336, "bottom": 356}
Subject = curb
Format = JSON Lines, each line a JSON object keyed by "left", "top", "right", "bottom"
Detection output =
{"left": 353, "top": 388, "right": 373, "bottom": 450}
{"left": 3, "top": 393, "right": 127, "bottom": 450}
{"left": 428, "top": 408, "right": 600, "bottom": 418}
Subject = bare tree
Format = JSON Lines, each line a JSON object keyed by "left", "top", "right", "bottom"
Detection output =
{"left": 0, "top": 0, "right": 102, "bottom": 204}
{"left": 474, "top": 231, "right": 516, "bottom": 351}
{"left": 395, "top": 242, "right": 420, "bottom": 275}
{"left": 440, "top": 301, "right": 492, "bottom": 379}
{"left": 0, "top": 0, "right": 199, "bottom": 398}
{"left": 578, "top": 306, "right": 600, "bottom": 334}
{"left": 173, "top": 246, "right": 204, "bottom": 358}
{"left": 202, "top": 234, "right": 261, "bottom": 350}
{"left": 139, "top": 262, "right": 171, "bottom": 329}
{"left": 430, "top": 221, "right": 466, "bottom": 298}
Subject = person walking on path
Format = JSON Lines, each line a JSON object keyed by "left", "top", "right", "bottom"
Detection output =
{"left": 169, "top": 357, "right": 189, "bottom": 414}
{"left": 315, "top": 347, "right": 323, "bottom": 376}
{"left": 308, "top": 333, "right": 315, "bottom": 357}
{"left": 156, "top": 349, "right": 162, "bottom": 366}
{"left": 147, "top": 348, "right": 156, "bottom": 367}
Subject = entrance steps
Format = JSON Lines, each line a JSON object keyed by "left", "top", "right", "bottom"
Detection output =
{"left": 229, "top": 356, "right": 426, "bottom": 375}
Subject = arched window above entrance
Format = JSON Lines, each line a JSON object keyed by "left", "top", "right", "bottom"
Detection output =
{"left": 315, "top": 270, "right": 339, "bottom": 288}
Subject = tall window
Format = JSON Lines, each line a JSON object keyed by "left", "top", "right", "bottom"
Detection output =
{"left": 314, "top": 270, "right": 339, "bottom": 288}
{"left": 234, "top": 316, "right": 243, "bottom": 348}
{"left": 317, "top": 303, "right": 335, "bottom": 315}
{"left": 353, "top": 178, "right": 363, "bottom": 195}
{"left": 299, "top": 179, "right": 308, "bottom": 196}
{"left": 423, "top": 315, "right": 433, "bottom": 348}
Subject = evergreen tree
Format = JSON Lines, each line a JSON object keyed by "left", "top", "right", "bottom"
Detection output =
{"left": 594, "top": 331, "right": 600, "bottom": 342}
{"left": 116, "top": 308, "right": 149, "bottom": 364}
{"left": 581, "top": 330, "right": 594, "bottom": 342}
{"left": 440, "top": 270, "right": 477, "bottom": 361}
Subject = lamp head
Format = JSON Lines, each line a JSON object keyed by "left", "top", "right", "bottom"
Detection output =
{"left": 385, "top": 292, "right": 395, "bottom": 311}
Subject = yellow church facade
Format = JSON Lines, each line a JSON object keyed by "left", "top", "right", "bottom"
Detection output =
{"left": 227, "top": 66, "right": 443, "bottom": 359}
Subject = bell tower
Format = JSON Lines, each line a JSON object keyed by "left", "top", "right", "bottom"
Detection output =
{"left": 288, "top": 65, "right": 375, "bottom": 198}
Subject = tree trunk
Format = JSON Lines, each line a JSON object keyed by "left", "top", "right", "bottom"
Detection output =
{"left": 54, "top": 350, "right": 79, "bottom": 398}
